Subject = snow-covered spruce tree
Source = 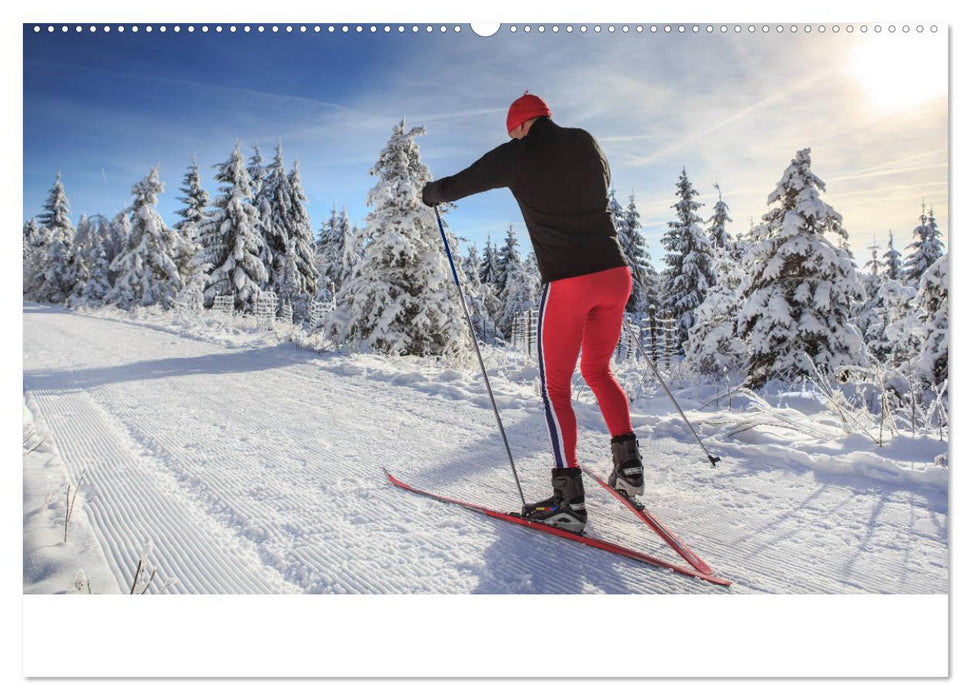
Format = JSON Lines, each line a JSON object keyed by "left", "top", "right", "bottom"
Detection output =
{"left": 104, "top": 211, "right": 131, "bottom": 287}
{"left": 500, "top": 249, "right": 540, "bottom": 338}
{"left": 333, "top": 119, "right": 471, "bottom": 357}
{"left": 608, "top": 188, "right": 625, "bottom": 231}
{"left": 904, "top": 202, "right": 945, "bottom": 284}
{"left": 495, "top": 224, "right": 522, "bottom": 300}
{"left": 199, "top": 142, "right": 267, "bottom": 311}
{"left": 65, "top": 214, "right": 92, "bottom": 306}
{"left": 280, "top": 160, "right": 319, "bottom": 321}
{"left": 316, "top": 204, "right": 353, "bottom": 302}
{"left": 172, "top": 221, "right": 207, "bottom": 312}
{"left": 707, "top": 184, "right": 733, "bottom": 250}
{"left": 662, "top": 168, "right": 716, "bottom": 347}
{"left": 685, "top": 241, "right": 748, "bottom": 377}
{"left": 864, "top": 231, "right": 916, "bottom": 363}
{"left": 525, "top": 250, "right": 541, "bottom": 294}
{"left": 912, "top": 253, "right": 948, "bottom": 398}
{"left": 479, "top": 235, "right": 501, "bottom": 286}
{"left": 23, "top": 218, "right": 38, "bottom": 264}
{"left": 461, "top": 243, "right": 497, "bottom": 340}
{"left": 855, "top": 235, "right": 886, "bottom": 355}
{"left": 80, "top": 218, "right": 113, "bottom": 305}
{"left": 262, "top": 141, "right": 295, "bottom": 299}
{"left": 22, "top": 218, "right": 49, "bottom": 297}
{"left": 870, "top": 276, "right": 918, "bottom": 364}
{"left": 738, "top": 147, "right": 866, "bottom": 387}
{"left": 107, "top": 167, "right": 182, "bottom": 310}
{"left": 330, "top": 221, "right": 368, "bottom": 306}
{"left": 247, "top": 143, "right": 275, "bottom": 287}
{"left": 617, "top": 193, "right": 656, "bottom": 313}
{"left": 36, "top": 173, "right": 77, "bottom": 303}
{"left": 173, "top": 157, "right": 210, "bottom": 284}
{"left": 883, "top": 230, "right": 904, "bottom": 281}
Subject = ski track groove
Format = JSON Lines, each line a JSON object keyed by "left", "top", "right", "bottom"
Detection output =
{"left": 22, "top": 305, "right": 947, "bottom": 594}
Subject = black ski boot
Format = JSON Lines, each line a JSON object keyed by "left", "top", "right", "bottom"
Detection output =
{"left": 522, "top": 468, "right": 587, "bottom": 533}
{"left": 609, "top": 433, "right": 645, "bottom": 498}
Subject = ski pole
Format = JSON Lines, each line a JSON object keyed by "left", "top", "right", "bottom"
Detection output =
{"left": 433, "top": 205, "right": 527, "bottom": 506}
{"left": 624, "top": 318, "right": 721, "bottom": 467}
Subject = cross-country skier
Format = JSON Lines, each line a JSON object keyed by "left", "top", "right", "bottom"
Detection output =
{"left": 422, "top": 92, "right": 644, "bottom": 533}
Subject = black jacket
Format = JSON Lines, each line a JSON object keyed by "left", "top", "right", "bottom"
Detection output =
{"left": 423, "top": 117, "right": 627, "bottom": 284}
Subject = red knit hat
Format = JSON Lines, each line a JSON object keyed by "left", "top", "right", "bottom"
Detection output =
{"left": 506, "top": 91, "right": 552, "bottom": 134}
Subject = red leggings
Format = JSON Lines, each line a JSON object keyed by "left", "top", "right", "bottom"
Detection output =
{"left": 537, "top": 265, "right": 634, "bottom": 468}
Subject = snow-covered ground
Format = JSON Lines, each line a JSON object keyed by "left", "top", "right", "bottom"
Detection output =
{"left": 22, "top": 301, "right": 948, "bottom": 594}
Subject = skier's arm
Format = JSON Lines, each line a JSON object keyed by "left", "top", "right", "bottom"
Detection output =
{"left": 422, "top": 140, "right": 522, "bottom": 206}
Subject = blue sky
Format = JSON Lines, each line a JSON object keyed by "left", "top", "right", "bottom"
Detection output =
{"left": 23, "top": 23, "right": 948, "bottom": 260}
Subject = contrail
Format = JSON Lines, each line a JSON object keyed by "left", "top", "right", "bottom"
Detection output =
{"left": 630, "top": 69, "right": 837, "bottom": 166}
{"left": 829, "top": 148, "right": 948, "bottom": 180}
{"left": 826, "top": 162, "right": 948, "bottom": 185}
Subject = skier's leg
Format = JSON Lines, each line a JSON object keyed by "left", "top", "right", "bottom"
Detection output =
{"left": 578, "top": 267, "right": 645, "bottom": 496}
{"left": 536, "top": 281, "right": 586, "bottom": 468}
{"left": 579, "top": 266, "right": 634, "bottom": 438}
{"left": 524, "top": 281, "right": 589, "bottom": 531}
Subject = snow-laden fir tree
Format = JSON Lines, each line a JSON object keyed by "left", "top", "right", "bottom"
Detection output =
{"left": 332, "top": 119, "right": 471, "bottom": 357}
{"left": 22, "top": 218, "right": 49, "bottom": 297}
{"left": 500, "top": 246, "right": 541, "bottom": 338}
{"left": 173, "top": 157, "right": 210, "bottom": 285}
{"left": 174, "top": 157, "right": 210, "bottom": 231}
{"left": 279, "top": 160, "right": 319, "bottom": 321}
{"left": 707, "top": 184, "right": 733, "bottom": 250}
{"left": 608, "top": 188, "right": 625, "bottom": 231}
{"left": 904, "top": 202, "right": 945, "bottom": 284}
{"left": 22, "top": 218, "right": 37, "bottom": 294}
{"left": 495, "top": 224, "right": 523, "bottom": 299}
{"left": 107, "top": 167, "right": 183, "bottom": 310}
{"left": 912, "top": 252, "right": 948, "bottom": 398}
{"left": 525, "top": 250, "right": 541, "bottom": 292}
{"left": 263, "top": 141, "right": 297, "bottom": 300}
{"left": 738, "top": 147, "right": 866, "bottom": 387}
{"left": 199, "top": 142, "right": 267, "bottom": 311}
{"left": 79, "top": 217, "right": 113, "bottom": 305}
{"left": 616, "top": 193, "right": 656, "bottom": 313}
{"left": 103, "top": 211, "right": 129, "bottom": 272}
{"left": 662, "top": 168, "right": 716, "bottom": 347}
{"left": 685, "top": 240, "right": 748, "bottom": 377}
{"left": 65, "top": 214, "right": 92, "bottom": 306}
{"left": 869, "top": 276, "right": 918, "bottom": 364}
{"left": 883, "top": 230, "right": 904, "bottom": 281}
{"left": 855, "top": 233, "right": 886, "bottom": 354}
{"left": 23, "top": 218, "right": 38, "bottom": 264}
{"left": 247, "top": 143, "right": 275, "bottom": 285}
{"left": 461, "top": 243, "right": 498, "bottom": 340}
{"left": 479, "top": 235, "right": 501, "bottom": 286}
{"left": 472, "top": 237, "right": 503, "bottom": 335}
{"left": 36, "top": 173, "right": 77, "bottom": 303}
{"left": 317, "top": 204, "right": 353, "bottom": 302}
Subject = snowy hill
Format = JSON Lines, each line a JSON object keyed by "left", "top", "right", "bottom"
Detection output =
{"left": 23, "top": 302, "right": 948, "bottom": 595}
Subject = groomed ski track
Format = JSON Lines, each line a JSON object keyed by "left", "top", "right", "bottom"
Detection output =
{"left": 23, "top": 303, "right": 948, "bottom": 594}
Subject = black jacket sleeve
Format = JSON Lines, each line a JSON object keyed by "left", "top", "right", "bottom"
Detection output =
{"left": 423, "top": 140, "right": 523, "bottom": 205}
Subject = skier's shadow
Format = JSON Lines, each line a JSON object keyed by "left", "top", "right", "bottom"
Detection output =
{"left": 404, "top": 414, "right": 661, "bottom": 592}
{"left": 23, "top": 347, "right": 303, "bottom": 394}
{"left": 470, "top": 522, "right": 639, "bottom": 594}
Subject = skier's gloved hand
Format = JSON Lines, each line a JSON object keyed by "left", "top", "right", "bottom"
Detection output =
{"left": 421, "top": 181, "right": 442, "bottom": 207}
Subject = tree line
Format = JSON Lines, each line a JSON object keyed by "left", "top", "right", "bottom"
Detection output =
{"left": 22, "top": 123, "right": 948, "bottom": 414}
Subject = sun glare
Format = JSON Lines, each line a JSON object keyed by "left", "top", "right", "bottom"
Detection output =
{"left": 849, "top": 35, "right": 948, "bottom": 112}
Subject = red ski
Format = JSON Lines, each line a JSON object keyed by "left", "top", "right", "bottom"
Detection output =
{"left": 581, "top": 466, "right": 715, "bottom": 575}
{"left": 385, "top": 469, "right": 731, "bottom": 587}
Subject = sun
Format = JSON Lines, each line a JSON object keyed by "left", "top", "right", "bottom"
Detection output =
{"left": 848, "top": 34, "right": 948, "bottom": 112}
